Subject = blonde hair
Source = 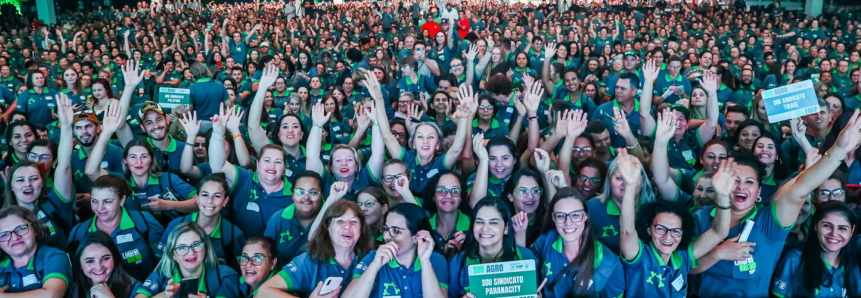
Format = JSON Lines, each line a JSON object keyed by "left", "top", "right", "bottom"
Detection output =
{"left": 155, "top": 222, "right": 219, "bottom": 277}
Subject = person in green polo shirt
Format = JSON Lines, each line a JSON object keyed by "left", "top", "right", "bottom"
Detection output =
{"left": 238, "top": 237, "right": 280, "bottom": 298}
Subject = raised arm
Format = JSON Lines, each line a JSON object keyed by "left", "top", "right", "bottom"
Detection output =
{"left": 474, "top": 38, "right": 495, "bottom": 79}
{"left": 365, "top": 70, "right": 403, "bottom": 158}
{"left": 463, "top": 44, "right": 478, "bottom": 87}
{"left": 470, "top": 133, "right": 489, "bottom": 208}
{"left": 775, "top": 110, "right": 861, "bottom": 225}
{"left": 309, "top": 182, "right": 349, "bottom": 238}
{"left": 558, "top": 110, "right": 588, "bottom": 187}
{"left": 639, "top": 60, "right": 660, "bottom": 136}
{"left": 692, "top": 159, "right": 734, "bottom": 259}
{"left": 612, "top": 106, "right": 645, "bottom": 162}
{"left": 248, "top": 64, "right": 280, "bottom": 154}
{"left": 85, "top": 102, "right": 123, "bottom": 181}
{"left": 617, "top": 148, "right": 643, "bottom": 262}
{"left": 366, "top": 102, "right": 385, "bottom": 180}
{"left": 53, "top": 93, "right": 75, "bottom": 201}
{"left": 209, "top": 104, "right": 239, "bottom": 186}
{"left": 123, "top": 30, "right": 133, "bottom": 59}
{"left": 178, "top": 111, "right": 204, "bottom": 179}
{"left": 306, "top": 103, "right": 331, "bottom": 175}
{"left": 522, "top": 78, "right": 543, "bottom": 152}
{"left": 696, "top": 71, "right": 720, "bottom": 144}
{"left": 541, "top": 42, "right": 557, "bottom": 94}
{"left": 116, "top": 60, "right": 146, "bottom": 147}
{"left": 652, "top": 108, "right": 682, "bottom": 200}
{"left": 444, "top": 85, "right": 477, "bottom": 169}
{"left": 789, "top": 118, "right": 813, "bottom": 154}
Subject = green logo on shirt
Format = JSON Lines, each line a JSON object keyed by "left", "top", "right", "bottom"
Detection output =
{"left": 279, "top": 231, "right": 293, "bottom": 243}
{"left": 250, "top": 189, "right": 258, "bottom": 200}
{"left": 602, "top": 225, "right": 618, "bottom": 237}
{"left": 383, "top": 282, "right": 400, "bottom": 296}
{"left": 544, "top": 262, "right": 553, "bottom": 276}
{"left": 647, "top": 271, "right": 664, "bottom": 288}
{"left": 75, "top": 170, "right": 84, "bottom": 179}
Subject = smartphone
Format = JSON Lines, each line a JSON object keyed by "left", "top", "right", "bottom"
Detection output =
{"left": 179, "top": 278, "right": 200, "bottom": 297}
{"left": 134, "top": 193, "right": 151, "bottom": 204}
{"left": 319, "top": 277, "right": 343, "bottom": 295}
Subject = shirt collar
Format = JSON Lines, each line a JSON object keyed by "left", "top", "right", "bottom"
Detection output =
{"left": 607, "top": 199, "right": 620, "bottom": 216}
{"left": 387, "top": 256, "right": 423, "bottom": 271}
{"left": 89, "top": 207, "right": 135, "bottom": 233}
{"left": 148, "top": 135, "right": 178, "bottom": 152}
{"left": 551, "top": 236, "right": 604, "bottom": 268}
{"left": 128, "top": 175, "right": 160, "bottom": 187}
{"left": 252, "top": 172, "right": 294, "bottom": 196}
{"left": 191, "top": 212, "right": 223, "bottom": 238}
{"left": 649, "top": 241, "right": 682, "bottom": 270}
{"left": 664, "top": 73, "right": 682, "bottom": 82}
{"left": 430, "top": 210, "right": 470, "bottom": 232}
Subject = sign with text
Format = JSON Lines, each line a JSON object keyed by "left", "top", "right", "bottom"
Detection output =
{"left": 468, "top": 260, "right": 537, "bottom": 298}
{"left": 761, "top": 80, "right": 819, "bottom": 123}
{"left": 157, "top": 87, "right": 190, "bottom": 109}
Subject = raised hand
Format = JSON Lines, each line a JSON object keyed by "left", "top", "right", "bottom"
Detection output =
{"left": 566, "top": 109, "right": 588, "bottom": 137}
{"left": 698, "top": 70, "right": 720, "bottom": 94}
{"left": 512, "top": 95, "right": 527, "bottom": 116}
{"left": 226, "top": 109, "right": 244, "bottom": 133}
{"left": 790, "top": 117, "right": 807, "bottom": 139}
{"left": 122, "top": 60, "right": 146, "bottom": 88}
{"left": 393, "top": 176, "right": 411, "bottom": 198}
{"left": 642, "top": 59, "right": 660, "bottom": 82}
{"left": 654, "top": 108, "right": 677, "bottom": 144}
{"left": 544, "top": 42, "right": 557, "bottom": 60}
{"left": 366, "top": 103, "right": 378, "bottom": 123}
{"left": 546, "top": 170, "right": 569, "bottom": 189}
{"left": 311, "top": 102, "right": 331, "bottom": 127}
{"left": 511, "top": 211, "right": 528, "bottom": 236}
{"left": 179, "top": 111, "right": 202, "bottom": 138}
{"left": 612, "top": 106, "right": 634, "bottom": 139}
{"left": 616, "top": 148, "right": 642, "bottom": 186}
{"left": 361, "top": 70, "right": 382, "bottom": 95}
{"left": 259, "top": 63, "right": 280, "bottom": 89}
{"left": 329, "top": 181, "right": 349, "bottom": 200}
{"left": 473, "top": 133, "right": 488, "bottom": 161}
{"left": 523, "top": 82, "right": 543, "bottom": 113}
{"left": 711, "top": 158, "right": 736, "bottom": 206}
{"left": 554, "top": 110, "right": 570, "bottom": 135}
{"left": 415, "top": 230, "right": 435, "bottom": 262}
{"left": 835, "top": 110, "right": 861, "bottom": 151}
{"left": 211, "top": 102, "right": 231, "bottom": 134}
{"left": 464, "top": 44, "right": 479, "bottom": 61}
{"left": 101, "top": 101, "right": 125, "bottom": 133}
{"left": 455, "top": 85, "right": 477, "bottom": 118}
{"left": 56, "top": 93, "right": 74, "bottom": 126}
{"left": 534, "top": 148, "right": 551, "bottom": 173}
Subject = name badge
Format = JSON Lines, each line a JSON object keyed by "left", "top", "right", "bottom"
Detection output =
{"left": 22, "top": 274, "right": 38, "bottom": 287}
{"left": 671, "top": 274, "right": 684, "bottom": 291}
{"left": 682, "top": 150, "right": 695, "bottom": 163}
{"left": 45, "top": 96, "right": 53, "bottom": 100}
{"left": 427, "top": 168, "right": 438, "bottom": 178}
{"left": 506, "top": 107, "right": 514, "bottom": 113}
{"left": 285, "top": 169, "right": 293, "bottom": 177}
{"left": 100, "top": 161, "right": 109, "bottom": 168}
{"left": 117, "top": 234, "right": 134, "bottom": 244}
{"left": 247, "top": 202, "right": 260, "bottom": 212}
{"left": 332, "top": 126, "right": 341, "bottom": 131}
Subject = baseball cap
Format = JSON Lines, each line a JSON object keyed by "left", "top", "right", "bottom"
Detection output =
{"left": 670, "top": 104, "right": 690, "bottom": 120}
{"left": 624, "top": 50, "right": 638, "bottom": 59}
{"left": 139, "top": 101, "right": 165, "bottom": 118}
{"left": 73, "top": 112, "right": 100, "bottom": 125}
{"left": 260, "top": 41, "right": 270, "bottom": 47}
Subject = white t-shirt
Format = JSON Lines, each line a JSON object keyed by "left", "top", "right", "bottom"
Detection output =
{"left": 284, "top": 4, "right": 296, "bottom": 19}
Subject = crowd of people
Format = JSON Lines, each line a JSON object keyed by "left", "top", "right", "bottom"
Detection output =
{"left": 0, "top": 0, "right": 859, "bottom": 297}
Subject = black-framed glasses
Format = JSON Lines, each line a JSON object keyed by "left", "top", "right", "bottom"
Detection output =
{"left": 294, "top": 189, "right": 320, "bottom": 198}
{"left": 552, "top": 210, "right": 586, "bottom": 224}
{"left": 436, "top": 187, "right": 461, "bottom": 197}
{"left": 384, "top": 173, "right": 405, "bottom": 183}
{"left": 653, "top": 224, "right": 683, "bottom": 239}
{"left": 0, "top": 224, "right": 30, "bottom": 242}
{"left": 573, "top": 147, "right": 592, "bottom": 153}
{"left": 818, "top": 189, "right": 844, "bottom": 197}
{"left": 193, "top": 142, "right": 206, "bottom": 147}
{"left": 27, "top": 153, "right": 51, "bottom": 161}
{"left": 237, "top": 254, "right": 267, "bottom": 266}
{"left": 174, "top": 241, "right": 205, "bottom": 256}
{"left": 390, "top": 131, "right": 407, "bottom": 138}
{"left": 578, "top": 175, "right": 601, "bottom": 184}
{"left": 357, "top": 201, "right": 377, "bottom": 208}
{"left": 380, "top": 225, "right": 404, "bottom": 237}
{"left": 517, "top": 187, "right": 543, "bottom": 196}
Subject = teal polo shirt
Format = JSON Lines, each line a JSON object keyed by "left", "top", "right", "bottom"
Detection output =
{"left": 278, "top": 252, "right": 357, "bottom": 298}
{"left": 586, "top": 197, "right": 622, "bottom": 255}
{"left": 264, "top": 205, "right": 312, "bottom": 269}
{"left": 228, "top": 166, "right": 294, "bottom": 238}
{"left": 353, "top": 251, "right": 450, "bottom": 298}
{"left": 530, "top": 231, "right": 625, "bottom": 298}
{"left": 623, "top": 240, "right": 695, "bottom": 298}
{"left": 158, "top": 213, "right": 246, "bottom": 268}
{"left": 0, "top": 246, "right": 71, "bottom": 293}
{"left": 429, "top": 210, "right": 470, "bottom": 252}
{"left": 17, "top": 88, "right": 58, "bottom": 126}
{"left": 190, "top": 78, "right": 230, "bottom": 118}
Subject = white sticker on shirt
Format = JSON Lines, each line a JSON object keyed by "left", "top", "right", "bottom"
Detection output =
{"left": 100, "top": 161, "right": 109, "bottom": 168}
{"left": 682, "top": 150, "right": 695, "bottom": 162}
{"left": 671, "top": 274, "right": 684, "bottom": 292}
{"left": 117, "top": 234, "right": 134, "bottom": 244}
{"left": 332, "top": 126, "right": 341, "bottom": 131}
{"left": 36, "top": 210, "right": 46, "bottom": 220}
{"left": 22, "top": 274, "right": 38, "bottom": 287}
{"left": 427, "top": 168, "right": 438, "bottom": 178}
{"left": 285, "top": 169, "right": 294, "bottom": 177}
{"left": 247, "top": 202, "right": 260, "bottom": 212}
{"left": 45, "top": 96, "right": 53, "bottom": 100}
{"left": 506, "top": 107, "right": 514, "bottom": 113}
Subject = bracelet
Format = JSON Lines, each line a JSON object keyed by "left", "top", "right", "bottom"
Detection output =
{"left": 527, "top": 116, "right": 538, "bottom": 122}
{"left": 824, "top": 151, "right": 844, "bottom": 163}
{"left": 185, "top": 143, "right": 193, "bottom": 147}
{"left": 716, "top": 204, "right": 731, "bottom": 210}
{"left": 626, "top": 142, "right": 639, "bottom": 149}
{"left": 233, "top": 133, "right": 242, "bottom": 140}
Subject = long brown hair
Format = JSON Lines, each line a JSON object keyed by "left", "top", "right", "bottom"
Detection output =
{"left": 3, "top": 162, "right": 46, "bottom": 209}
{"left": 540, "top": 187, "right": 597, "bottom": 295}
{"left": 0, "top": 206, "right": 50, "bottom": 260}
{"left": 307, "top": 200, "right": 373, "bottom": 263}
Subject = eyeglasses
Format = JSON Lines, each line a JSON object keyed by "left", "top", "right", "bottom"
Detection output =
{"left": 390, "top": 131, "right": 407, "bottom": 138}
{"left": 174, "top": 241, "right": 206, "bottom": 256}
{"left": 573, "top": 147, "right": 592, "bottom": 153}
{"left": 237, "top": 254, "right": 267, "bottom": 266}
{"left": 578, "top": 175, "right": 601, "bottom": 184}
{"left": 193, "top": 143, "right": 206, "bottom": 147}
{"left": 0, "top": 225, "right": 30, "bottom": 242}
{"left": 27, "top": 153, "right": 52, "bottom": 161}
{"left": 478, "top": 105, "right": 494, "bottom": 110}
{"left": 436, "top": 187, "right": 461, "bottom": 197}
{"left": 451, "top": 64, "right": 463, "bottom": 68}
{"left": 517, "top": 187, "right": 543, "bottom": 196}
{"left": 653, "top": 224, "right": 683, "bottom": 239}
{"left": 380, "top": 225, "right": 404, "bottom": 237}
{"left": 551, "top": 210, "right": 586, "bottom": 223}
{"left": 294, "top": 189, "right": 320, "bottom": 198}
{"left": 818, "top": 189, "right": 844, "bottom": 197}
{"left": 384, "top": 173, "right": 405, "bottom": 183}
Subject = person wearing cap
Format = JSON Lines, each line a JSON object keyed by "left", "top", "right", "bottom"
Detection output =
{"left": 652, "top": 55, "right": 692, "bottom": 105}
{"left": 70, "top": 112, "right": 125, "bottom": 195}
{"left": 604, "top": 50, "right": 644, "bottom": 102}
{"left": 259, "top": 41, "right": 273, "bottom": 56}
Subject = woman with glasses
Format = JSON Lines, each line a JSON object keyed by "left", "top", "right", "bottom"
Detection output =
{"left": 379, "top": 159, "right": 420, "bottom": 205}
{"left": 356, "top": 187, "right": 391, "bottom": 247}
{"left": 531, "top": 187, "right": 624, "bottom": 298}
{"left": 472, "top": 94, "right": 511, "bottom": 141}
{"left": 273, "top": 77, "right": 294, "bottom": 109}
{"left": 448, "top": 197, "right": 538, "bottom": 298}
{"left": 158, "top": 174, "right": 246, "bottom": 269}
{"left": 238, "top": 237, "right": 280, "bottom": 298}
{"left": 503, "top": 168, "right": 549, "bottom": 248}
{"left": 68, "top": 231, "right": 141, "bottom": 298}
{"left": 573, "top": 158, "right": 607, "bottom": 200}
{"left": 307, "top": 101, "right": 384, "bottom": 198}
{"left": 263, "top": 171, "right": 326, "bottom": 269}
{"left": 133, "top": 221, "right": 241, "bottom": 298}
{"left": 425, "top": 170, "right": 470, "bottom": 257}
{"left": 814, "top": 171, "right": 847, "bottom": 206}
{"left": 618, "top": 147, "right": 732, "bottom": 297}
{"left": 258, "top": 199, "right": 374, "bottom": 298}
{"left": 2, "top": 93, "right": 74, "bottom": 251}
{"left": 16, "top": 70, "right": 58, "bottom": 126}
{"left": 67, "top": 175, "right": 165, "bottom": 282}
{"left": 0, "top": 206, "right": 72, "bottom": 296}
{"left": 772, "top": 201, "right": 861, "bottom": 297}
{"left": 344, "top": 203, "right": 449, "bottom": 298}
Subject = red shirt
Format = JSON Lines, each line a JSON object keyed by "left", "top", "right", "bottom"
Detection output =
{"left": 421, "top": 21, "right": 442, "bottom": 38}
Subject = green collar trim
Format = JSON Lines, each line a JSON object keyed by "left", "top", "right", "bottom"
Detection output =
{"left": 649, "top": 241, "right": 682, "bottom": 270}
{"left": 88, "top": 207, "right": 135, "bottom": 233}
{"left": 147, "top": 135, "right": 178, "bottom": 153}
{"left": 607, "top": 199, "right": 620, "bottom": 216}
{"left": 430, "top": 210, "right": 470, "bottom": 233}
{"left": 472, "top": 119, "right": 500, "bottom": 129}
{"left": 192, "top": 212, "right": 223, "bottom": 238}
{"left": 252, "top": 172, "right": 294, "bottom": 196}
{"left": 613, "top": 99, "right": 639, "bottom": 113}
{"left": 129, "top": 175, "right": 160, "bottom": 187}
{"left": 551, "top": 237, "right": 604, "bottom": 269}
{"left": 197, "top": 78, "right": 212, "bottom": 83}
{"left": 710, "top": 205, "right": 759, "bottom": 223}
{"left": 664, "top": 73, "right": 682, "bottom": 82}
{"left": 281, "top": 204, "right": 297, "bottom": 220}
{"left": 387, "top": 256, "right": 422, "bottom": 271}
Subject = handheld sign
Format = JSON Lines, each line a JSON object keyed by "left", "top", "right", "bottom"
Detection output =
{"left": 157, "top": 87, "right": 191, "bottom": 109}
{"left": 468, "top": 260, "right": 537, "bottom": 298}
{"left": 761, "top": 80, "right": 819, "bottom": 123}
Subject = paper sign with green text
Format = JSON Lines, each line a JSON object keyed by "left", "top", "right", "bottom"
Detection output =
{"left": 468, "top": 260, "right": 537, "bottom": 298}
